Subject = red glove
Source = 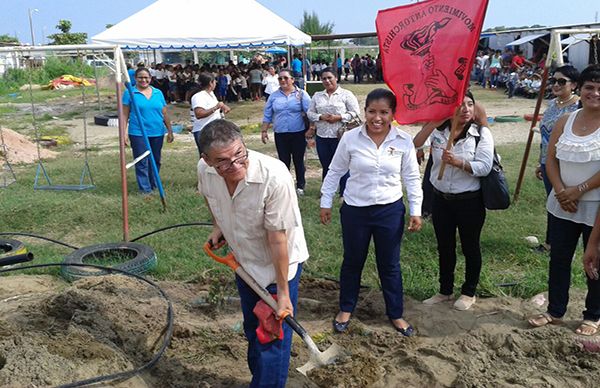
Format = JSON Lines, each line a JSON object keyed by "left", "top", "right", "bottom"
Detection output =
{"left": 253, "top": 295, "right": 284, "bottom": 344}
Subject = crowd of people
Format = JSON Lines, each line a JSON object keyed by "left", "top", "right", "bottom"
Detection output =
{"left": 122, "top": 56, "right": 600, "bottom": 387}
{"left": 474, "top": 47, "right": 549, "bottom": 99}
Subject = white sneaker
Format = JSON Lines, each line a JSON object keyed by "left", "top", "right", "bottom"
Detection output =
{"left": 423, "top": 293, "right": 453, "bottom": 305}
{"left": 453, "top": 295, "right": 476, "bottom": 311}
{"left": 296, "top": 188, "right": 305, "bottom": 196}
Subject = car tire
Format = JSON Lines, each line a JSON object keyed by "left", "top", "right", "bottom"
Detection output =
{"left": 61, "top": 242, "right": 157, "bottom": 282}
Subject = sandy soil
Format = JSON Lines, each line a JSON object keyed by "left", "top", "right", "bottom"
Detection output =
{"left": 0, "top": 274, "right": 598, "bottom": 387}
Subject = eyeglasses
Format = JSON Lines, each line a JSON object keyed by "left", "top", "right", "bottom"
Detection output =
{"left": 548, "top": 77, "right": 570, "bottom": 86}
{"left": 278, "top": 76, "right": 291, "bottom": 81}
{"left": 214, "top": 153, "right": 248, "bottom": 171}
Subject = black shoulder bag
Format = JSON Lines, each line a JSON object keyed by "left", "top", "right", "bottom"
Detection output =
{"left": 474, "top": 127, "right": 510, "bottom": 210}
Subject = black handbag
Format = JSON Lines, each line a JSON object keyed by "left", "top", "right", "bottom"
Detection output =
{"left": 475, "top": 129, "right": 510, "bottom": 210}
{"left": 480, "top": 151, "right": 510, "bottom": 210}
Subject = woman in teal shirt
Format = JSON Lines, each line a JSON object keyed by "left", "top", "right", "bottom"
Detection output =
{"left": 123, "top": 68, "right": 174, "bottom": 195}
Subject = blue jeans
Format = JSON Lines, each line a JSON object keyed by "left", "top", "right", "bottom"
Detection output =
{"left": 339, "top": 199, "right": 406, "bottom": 319}
{"left": 236, "top": 264, "right": 302, "bottom": 388}
{"left": 316, "top": 135, "right": 348, "bottom": 196}
{"left": 547, "top": 214, "right": 600, "bottom": 321}
{"left": 129, "top": 134, "right": 164, "bottom": 194}
{"left": 274, "top": 131, "right": 306, "bottom": 190}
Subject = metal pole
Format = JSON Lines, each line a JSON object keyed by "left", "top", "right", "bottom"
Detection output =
{"left": 28, "top": 8, "right": 38, "bottom": 46}
{"left": 115, "top": 48, "right": 130, "bottom": 241}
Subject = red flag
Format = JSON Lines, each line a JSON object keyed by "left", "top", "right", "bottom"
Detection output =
{"left": 376, "top": 0, "right": 489, "bottom": 124}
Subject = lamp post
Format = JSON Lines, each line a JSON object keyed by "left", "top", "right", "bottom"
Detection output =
{"left": 28, "top": 8, "right": 38, "bottom": 46}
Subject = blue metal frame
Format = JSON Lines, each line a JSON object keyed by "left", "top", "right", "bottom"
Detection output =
{"left": 33, "top": 159, "right": 95, "bottom": 191}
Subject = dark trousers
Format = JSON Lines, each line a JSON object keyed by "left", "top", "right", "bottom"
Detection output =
{"left": 540, "top": 163, "right": 553, "bottom": 245}
{"left": 422, "top": 154, "right": 434, "bottom": 216}
{"left": 547, "top": 215, "right": 600, "bottom": 321}
{"left": 193, "top": 131, "right": 202, "bottom": 156}
{"left": 274, "top": 131, "right": 306, "bottom": 190}
{"left": 339, "top": 199, "right": 406, "bottom": 319}
{"left": 316, "top": 135, "right": 348, "bottom": 196}
{"left": 432, "top": 191, "right": 486, "bottom": 297}
{"left": 236, "top": 264, "right": 302, "bottom": 388}
{"left": 129, "top": 134, "right": 163, "bottom": 194}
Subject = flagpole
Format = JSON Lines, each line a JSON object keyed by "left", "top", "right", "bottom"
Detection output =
{"left": 513, "top": 65, "right": 550, "bottom": 201}
{"left": 437, "top": 107, "right": 461, "bottom": 180}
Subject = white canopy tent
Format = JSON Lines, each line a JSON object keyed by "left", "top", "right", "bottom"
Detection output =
{"left": 91, "top": 0, "right": 311, "bottom": 49}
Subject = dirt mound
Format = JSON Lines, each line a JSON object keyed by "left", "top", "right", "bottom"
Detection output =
{"left": 0, "top": 127, "right": 57, "bottom": 165}
{"left": 1, "top": 274, "right": 599, "bottom": 387}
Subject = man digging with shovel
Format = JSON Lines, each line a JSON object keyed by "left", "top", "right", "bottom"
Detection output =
{"left": 197, "top": 119, "right": 309, "bottom": 387}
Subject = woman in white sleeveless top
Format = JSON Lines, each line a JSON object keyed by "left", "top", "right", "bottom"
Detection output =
{"left": 529, "top": 64, "right": 600, "bottom": 336}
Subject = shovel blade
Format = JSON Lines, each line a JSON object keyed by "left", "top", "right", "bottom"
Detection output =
{"left": 296, "top": 343, "right": 345, "bottom": 376}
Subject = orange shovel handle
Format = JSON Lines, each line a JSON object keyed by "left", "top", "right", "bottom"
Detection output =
{"left": 203, "top": 242, "right": 240, "bottom": 270}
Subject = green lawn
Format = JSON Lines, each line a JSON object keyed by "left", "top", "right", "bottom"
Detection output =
{"left": 0, "top": 136, "right": 589, "bottom": 301}
{"left": 1, "top": 84, "right": 589, "bottom": 301}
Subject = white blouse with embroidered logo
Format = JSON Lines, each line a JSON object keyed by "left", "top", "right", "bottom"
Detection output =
{"left": 320, "top": 124, "right": 423, "bottom": 216}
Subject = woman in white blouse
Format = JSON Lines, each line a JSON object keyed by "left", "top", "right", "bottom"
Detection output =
{"left": 413, "top": 91, "right": 494, "bottom": 311}
{"left": 320, "top": 88, "right": 423, "bottom": 336}
{"left": 306, "top": 67, "right": 360, "bottom": 198}
{"left": 529, "top": 64, "right": 600, "bottom": 336}
{"left": 262, "top": 65, "right": 279, "bottom": 100}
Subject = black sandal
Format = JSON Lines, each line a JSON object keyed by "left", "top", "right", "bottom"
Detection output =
{"left": 332, "top": 318, "right": 351, "bottom": 333}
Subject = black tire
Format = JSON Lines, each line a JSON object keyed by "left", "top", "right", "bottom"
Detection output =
{"left": 61, "top": 242, "right": 157, "bottom": 282}
{"left": 94, "top": 113, "right": 119, "bottom": 127}
{"left": 0, "top": 238, "right": 27, "bottom": 257}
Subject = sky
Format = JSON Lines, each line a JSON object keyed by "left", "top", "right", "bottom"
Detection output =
{"left": 0, "top": 0, "right": 599, "bottom": 45}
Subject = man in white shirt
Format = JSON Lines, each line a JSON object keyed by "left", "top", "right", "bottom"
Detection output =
{"left": 197, "top": 119, "right": 309, "bottom": 387}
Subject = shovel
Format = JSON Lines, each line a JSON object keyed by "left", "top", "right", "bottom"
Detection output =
{"left": 203, "top": 241, "right": 344, "bottom": 375}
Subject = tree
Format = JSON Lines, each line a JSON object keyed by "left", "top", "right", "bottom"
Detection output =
{"left": 298, "top": 11, "right": 334, "bottom": 36}
{"left": 47, "top": 19, "right": 87, "bottom": 45}
{"left": 0, "top": 34, "right": 19, "bottom": 45}
{"left": 105, "top": 24, "right": 114, "bottom": 29}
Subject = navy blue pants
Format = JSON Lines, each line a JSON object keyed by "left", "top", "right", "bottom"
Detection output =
{"left": 274, "top": 131, "right": 306, "bottom": 190}
{"left": 236, "top": 264, "right": 302, "bottom": 388}
{"left": 129, "top": 134, "right": 163, "bottom": 194}
{"left": 547, "top": 215, "right": 600, "bottom": 321}
{"left": 432, "top": 192, "right": 486, "bottom": 297}
{"left": 540, "top": 163, "right": 553, "bottom": 245}
{"left": 316, "top": 135, "right": 348, "bottom": 196}
{"left": 339, "top": 199, "right": 406, "bottom": 319}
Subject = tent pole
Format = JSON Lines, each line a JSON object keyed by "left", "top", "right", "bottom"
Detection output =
{"left": 115, "top": 47, "right": 130, "bottom": 242}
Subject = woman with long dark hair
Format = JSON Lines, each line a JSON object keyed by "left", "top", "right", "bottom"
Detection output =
{"left": 529, "top": 64, "right": 600, "bottom": 336}
{"left": 414, "top": 91, "right": 494, "bottom": 311}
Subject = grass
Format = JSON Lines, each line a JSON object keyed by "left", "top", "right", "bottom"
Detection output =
{"left": 0, "top": 84, "right": 590, "bottom": 302}
{"left": 0, "top": 137, "right": 590, "bottom": 300}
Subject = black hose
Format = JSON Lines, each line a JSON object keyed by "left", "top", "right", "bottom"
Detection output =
{"left": 0, "top": 263, "right": 173, "bottom": 388}
{"left": 0, "top": 232, "right": 79, "bottom": 250}
{"left": 130, "top": 222, "right": 213, "bottom": 242}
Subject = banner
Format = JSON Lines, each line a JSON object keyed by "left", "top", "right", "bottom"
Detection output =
{"left": 376, "top": 0, "right": 488, "bottom": 124}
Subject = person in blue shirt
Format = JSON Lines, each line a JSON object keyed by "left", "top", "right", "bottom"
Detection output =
{"left": 291, "top": 54, "right": 304, "bottom": 89}
{"left": 261, "top": 69, "right": 311, "bottom": 196}
{"left": 123, "top": 68, "right": 174, "bottom": 196}
{"left": 127, "top": 63, "right": 136, "bottom": 87}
